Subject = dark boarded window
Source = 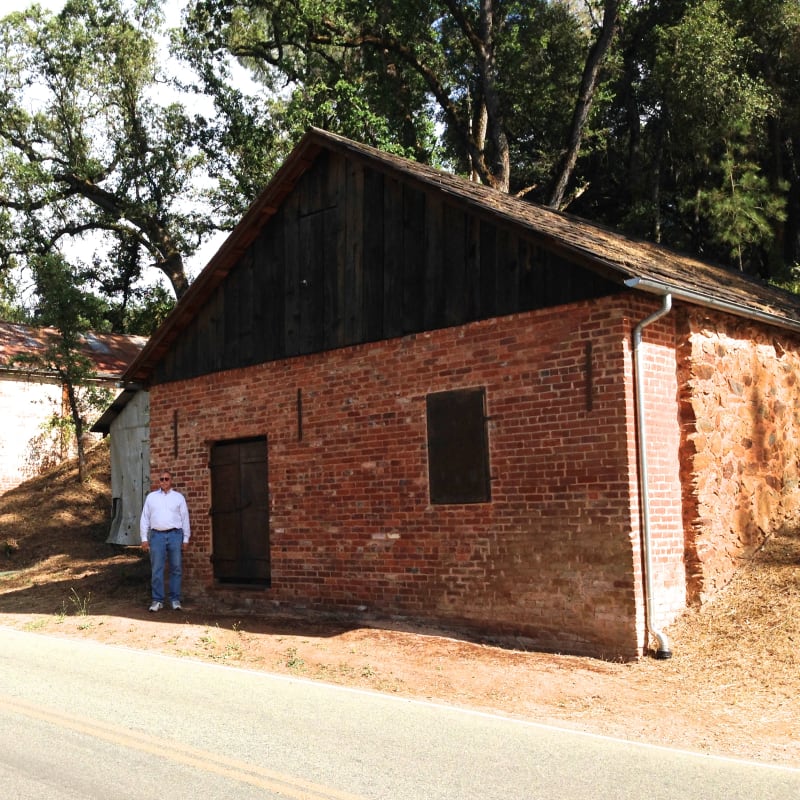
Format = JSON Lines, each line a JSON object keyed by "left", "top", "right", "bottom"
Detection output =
{"left": 426, "top": 388, "right": 491, "bottom": 504}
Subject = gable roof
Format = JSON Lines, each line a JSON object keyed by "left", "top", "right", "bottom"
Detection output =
{"left": 123, "top": 128, "right": 800, "bottom": 384}
{"left": 90, "top": 385, "right": 142, "bottom": 434}
{"left": 0, "top": 321, "right": 147, "bottom": 381}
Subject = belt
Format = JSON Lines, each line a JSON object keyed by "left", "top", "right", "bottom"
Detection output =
{"left": 152, "top": 528, "right": 178, "bottom": 532}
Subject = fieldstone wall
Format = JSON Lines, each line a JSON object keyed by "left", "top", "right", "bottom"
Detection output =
{"left": 677, "top": 307, "right": 800, "bottom": 602}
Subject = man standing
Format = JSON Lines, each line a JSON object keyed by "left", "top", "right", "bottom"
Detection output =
{"left": 140, "top": 470, "right": 191, "bottom": 612}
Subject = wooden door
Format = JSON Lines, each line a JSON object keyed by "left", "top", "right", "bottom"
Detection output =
{"left": 210, "top": 437, "right": 270, "bottom": 586}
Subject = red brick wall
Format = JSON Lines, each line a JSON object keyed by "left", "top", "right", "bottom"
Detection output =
{"left": 629, "top": 300, "right": 688, "bottom": 644}
{"left": 149, "top": 294, "right": 688, "bottom": 658}
{"left": 678, "top": 307, "right": 800, "bottom": 602}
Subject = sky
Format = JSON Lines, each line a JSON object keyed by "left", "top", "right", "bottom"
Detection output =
{"left": 4, "top": 0, "right": 62, "bottom": 9}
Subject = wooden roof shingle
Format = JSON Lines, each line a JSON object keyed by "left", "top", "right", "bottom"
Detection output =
{"left": 123, "top": 128, "right": 800, "bottom": 384}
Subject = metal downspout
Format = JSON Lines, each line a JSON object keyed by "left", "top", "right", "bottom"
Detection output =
{"left": 632, "top": 294, "right": 673, "bottom": 659}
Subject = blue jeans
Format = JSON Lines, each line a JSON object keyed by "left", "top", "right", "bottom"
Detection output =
{"left": 149, "top": 529, "right": 183, "bottom": 604}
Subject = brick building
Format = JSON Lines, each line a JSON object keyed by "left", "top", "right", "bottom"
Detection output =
{"left": 121, "top": 129, "right": 800, "bottom": 659}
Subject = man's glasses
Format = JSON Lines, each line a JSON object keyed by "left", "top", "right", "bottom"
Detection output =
{"left": 159, "top": 476, "right": 171, "bottom": 482}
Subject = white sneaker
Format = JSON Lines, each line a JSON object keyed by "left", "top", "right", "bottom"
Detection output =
{"left": 171, "top": 600, "right": 182, "bottom": 611}
{"left": 148, "top": 601, "right": 163, "bottom": 612}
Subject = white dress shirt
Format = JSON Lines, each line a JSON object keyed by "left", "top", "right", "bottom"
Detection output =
{"left": 140, "top": 488, "right": 191, "bottom": 544}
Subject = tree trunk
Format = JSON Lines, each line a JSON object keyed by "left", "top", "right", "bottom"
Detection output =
{"left": 64, "top": 380, "right": 86, "bottom": 482}
{"left": 471, "top": 101, "right": 489, "bottom": 183}
{"left": 477, "top": 0, "right": 510, "bottom": 192}
{"left": 548, "top": 0, "right": 621, "bottom": 210}
{"left": 449, "top": 0, "right": 510, "bottom": 192}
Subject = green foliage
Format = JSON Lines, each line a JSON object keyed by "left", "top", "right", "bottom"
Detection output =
{"left": 653, "top": 0, "right": 773, "bottom": 153}
{"left": 178, "top": 0, "right": 600, "bottom": 192}
{"left": 498, "top": 2, "right": 593, "bottom": 197}
{"left": 118, "top": 283, "right": 176, "bottom": 336}
{"left": 283, "top": 646, "right": 305, "bottom": 671}
{"left": 23, "top": 413, "right": 83, "bottom": 480}
{"left": 68, "top": 588, "right": 92, "bottom": 616}
{"left": 176, "top": 0, "right": 442, "bottom": 203}
{"left": 0, "top": 0, "right": 222, "bottom": 303}
{"left": 9, "top": 252, "right": 115, "bottom": 481}
{"left": 2, "top": 0, "right": 800, "bottom": 304}
{"left": 651, "top": 0, "right": 789, "bottom": 274}
{"left": 577, "top": 0, "right": 800, "bottom": 279}
{"left": 687, "top": 148, "right": 787, "bottom": 271}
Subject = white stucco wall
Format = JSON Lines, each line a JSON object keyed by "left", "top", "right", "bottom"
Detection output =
{"left": 0, "top": 373, "right": 64, "bottom": 493}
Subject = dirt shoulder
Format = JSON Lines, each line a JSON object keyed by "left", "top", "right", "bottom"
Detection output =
{"left": 1, "top": 444, "right": 799, "bottom": 768}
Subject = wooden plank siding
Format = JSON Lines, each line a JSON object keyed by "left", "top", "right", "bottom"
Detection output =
{"left": 154, "top": 151, "right": 621, "bottom": 385}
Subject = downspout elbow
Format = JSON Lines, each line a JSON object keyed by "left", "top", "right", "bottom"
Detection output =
{"left": 632, "top": 294, "right": 673, "bottom": 660}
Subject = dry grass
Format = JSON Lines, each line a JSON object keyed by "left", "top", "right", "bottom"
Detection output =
{"left": 1, "top": 440, "right": 799, "bottom": 767}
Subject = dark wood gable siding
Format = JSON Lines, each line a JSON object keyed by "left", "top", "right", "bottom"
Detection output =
{"left": 154, "top": 151, "right": 621, "bottom": 384}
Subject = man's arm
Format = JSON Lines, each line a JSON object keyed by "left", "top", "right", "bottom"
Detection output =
{"left": 180, "top": 495, "right": 191, "bottom": 545}
{"left": 140, "top": 494, "right": 151, "bottom": 551}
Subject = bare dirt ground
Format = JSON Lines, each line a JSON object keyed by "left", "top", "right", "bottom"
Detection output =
{"left": 1, "top": 442, "right": 799, "bottom": 768}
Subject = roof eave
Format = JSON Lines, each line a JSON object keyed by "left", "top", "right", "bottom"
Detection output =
{"left": 89, "top": 385, "right": 144, "bottom": 433}
{"left": 625, "top": 276, "right": 800, "bottom": 335}
{"left": 121, "top": 128, "right": 800, "bottom": 385}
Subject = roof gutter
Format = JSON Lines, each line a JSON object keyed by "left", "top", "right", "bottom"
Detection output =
{"left": 624, "top": 276, "right": 800, "bottom": 335}
{"left": 631, "top": 292, "right": 673, "bottom": 660}
{"left": 0, "top": 365, "right": 121, "bottom": 384}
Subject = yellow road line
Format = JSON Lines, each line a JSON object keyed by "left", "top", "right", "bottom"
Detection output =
{"left": 0, "top": 694, "right": 366, "bottom": 800}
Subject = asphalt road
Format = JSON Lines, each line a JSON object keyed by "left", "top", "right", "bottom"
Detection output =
{"left": 0, "top": 626, "right": 798, "bottom": 799}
